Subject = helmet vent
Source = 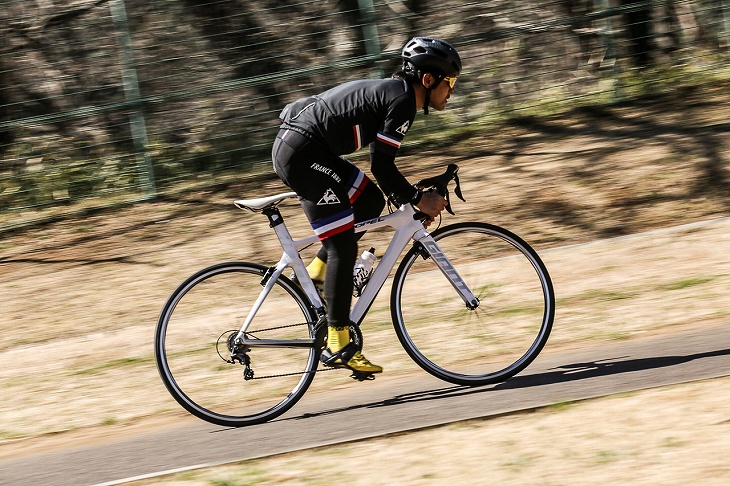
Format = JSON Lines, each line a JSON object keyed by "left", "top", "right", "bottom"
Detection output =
{"left": 400, "top": 37, "right": 462, "bottom": 77}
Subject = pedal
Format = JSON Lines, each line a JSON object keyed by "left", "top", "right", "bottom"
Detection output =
{"left": 319, "top": 350, "right": 340, "bottom": 368}
{"left": 320, "top": 354, "right": 349, "bottom": 370}
{"left": 320, "top": 343, "right": 357, "bottom": 368}
{"left": 350, "top": 371, "right": 376, "bottom": 381}
{"left": 321, "top": 359, "right": 346, "bottom": 369}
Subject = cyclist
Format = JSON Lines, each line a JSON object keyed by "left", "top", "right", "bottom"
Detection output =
{"left": 271, "top": 37, "right": 461, "bottom": 376}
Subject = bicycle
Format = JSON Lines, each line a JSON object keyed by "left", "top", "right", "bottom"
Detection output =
{"left": 155, "top": 164, "right": 555, "bottom": 427}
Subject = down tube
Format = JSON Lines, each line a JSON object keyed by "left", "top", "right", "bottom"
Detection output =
{"left": 349, "top": 222, "right": 413, "bottom": 325}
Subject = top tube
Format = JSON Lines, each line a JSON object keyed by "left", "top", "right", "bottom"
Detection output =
{"left": 293, "top": 203, "right": 422, "bottom": 251}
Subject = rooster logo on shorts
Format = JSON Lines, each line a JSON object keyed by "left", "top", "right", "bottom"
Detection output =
{"left": 318, "top": 188, "right": 340, "bottom": 205}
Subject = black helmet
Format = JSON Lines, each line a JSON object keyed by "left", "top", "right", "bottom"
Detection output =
{"left": 401, "top": 37, "right": 461, "bottom": 77}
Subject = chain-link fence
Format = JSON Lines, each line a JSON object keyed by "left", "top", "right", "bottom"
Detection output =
{"left": 1, "top": 0, "right": 729, "bottom": 230}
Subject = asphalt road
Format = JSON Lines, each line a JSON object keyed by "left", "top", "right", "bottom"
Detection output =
{"left": 3, "top": 323, "right": 730, "bottom": 486}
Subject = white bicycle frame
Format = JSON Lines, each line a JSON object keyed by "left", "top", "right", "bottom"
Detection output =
{"left": 232, "top": 194, "right": 479, "bottom": 348}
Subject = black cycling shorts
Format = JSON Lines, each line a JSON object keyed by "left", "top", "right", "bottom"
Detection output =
{"left": 272, "top": 128, "right": 383, "bottom": 240}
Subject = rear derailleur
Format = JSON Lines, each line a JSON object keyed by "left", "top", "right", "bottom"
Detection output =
{"left": 217, "top": 330, "right": 254, "bottom": 380}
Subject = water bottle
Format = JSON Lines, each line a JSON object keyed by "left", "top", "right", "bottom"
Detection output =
{"left": 353, "top": 247, "right": 376, "bottom": 297}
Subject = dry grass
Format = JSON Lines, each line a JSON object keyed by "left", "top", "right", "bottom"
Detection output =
{"left": 1, "top": 83, "right": 730, "bottom": 478}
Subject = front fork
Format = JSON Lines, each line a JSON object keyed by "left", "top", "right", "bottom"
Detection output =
{"left": 414, "top": 235, "right": 480, "bottom": 310}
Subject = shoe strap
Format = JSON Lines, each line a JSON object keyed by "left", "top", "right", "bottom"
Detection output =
{"left": 321, "top": 342, "right": 358, "bottom": 365}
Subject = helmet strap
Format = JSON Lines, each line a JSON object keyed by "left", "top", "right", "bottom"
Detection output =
{"left": 422, "top": 73, "right": 445, "bottom": 115}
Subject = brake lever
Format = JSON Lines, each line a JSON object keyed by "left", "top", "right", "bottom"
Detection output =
{"left": 414, "top": 164, "right": 465, "bottom": 216}
{"left": 443, "top": 188, "right": 455, "bottom": 215}
{"left": 453, "top": 171, "right": 465, "bottom": 203}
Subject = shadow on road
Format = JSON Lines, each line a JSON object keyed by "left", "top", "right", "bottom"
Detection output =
{"left": 495, "top": 347, "right": 730, "bottom": 390}
{"left": 275, "top": 347, "right": 730, "bottom": 423}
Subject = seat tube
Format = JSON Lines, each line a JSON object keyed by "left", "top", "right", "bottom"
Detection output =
{"left": 270, "top": 210, "right": 324, "bottom": 308}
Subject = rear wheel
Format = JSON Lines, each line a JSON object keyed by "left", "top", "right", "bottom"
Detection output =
{"left": 391, "top": 223, "right": 554, "bottom": 386}
{"left": 155, "top": 262, "right": 320, "bottom": 426}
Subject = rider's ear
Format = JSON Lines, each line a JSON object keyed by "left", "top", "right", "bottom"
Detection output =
{"left": 421, "top": 73, "right": 436, "bottom": 89}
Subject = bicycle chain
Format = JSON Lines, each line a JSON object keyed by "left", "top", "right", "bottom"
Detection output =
{"left": 236, "top": 321, "right": 332, "bottom": 380}
{"left": 244, "top": 366, "right": 338, "bottom": 380}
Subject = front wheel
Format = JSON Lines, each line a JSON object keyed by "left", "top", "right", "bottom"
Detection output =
{"left": 391, "top": 223, "right": 554, "bottom": 386}
{"left": 155, "top": 262, "right": 320, "bottom": 427}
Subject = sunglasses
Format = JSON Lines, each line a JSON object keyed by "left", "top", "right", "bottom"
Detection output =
{"left": 443, "top": 76, "right": 458, "bottom": 89}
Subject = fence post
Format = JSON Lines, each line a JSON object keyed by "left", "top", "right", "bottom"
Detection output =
{"left": 109, "top": 0, "right": 156, "bottom": 199}
{"left": 598, "top": 0, "right": 623, "bottom": 101}
{"left": 357, "top": 0, "right": 384, "bottom": 77}
{"left": 722, "top": 0, "right": 730, "bottom": 49}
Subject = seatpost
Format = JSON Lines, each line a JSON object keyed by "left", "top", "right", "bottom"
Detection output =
{"left": 262, "top": 207, "right": 285, "bottom": 228}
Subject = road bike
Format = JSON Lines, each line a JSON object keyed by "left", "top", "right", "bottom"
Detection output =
{"left": 155, "top": 164, "right": 555, "bottom": 427}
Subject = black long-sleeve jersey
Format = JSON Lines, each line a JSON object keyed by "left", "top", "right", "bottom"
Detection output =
{"left": 279, "top": 78, "right": 419, "bottom": 205}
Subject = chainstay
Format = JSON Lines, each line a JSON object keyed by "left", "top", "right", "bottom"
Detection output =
{"left": 241, "top": 321, "right": 328, "bottom": 380}
{"left": 244, "top": 321, "right": 314, "bottom": 335}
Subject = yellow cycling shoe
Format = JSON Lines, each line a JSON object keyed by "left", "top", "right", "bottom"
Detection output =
{"left": 321, "top": 343, "right": 383, "bottom": 374}
{"left": 345, "top": 351, "right": 383, "bottom": 374}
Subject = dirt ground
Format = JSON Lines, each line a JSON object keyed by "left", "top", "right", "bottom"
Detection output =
{"left": 1, "top": 82, "right": 730, "bottom": 483}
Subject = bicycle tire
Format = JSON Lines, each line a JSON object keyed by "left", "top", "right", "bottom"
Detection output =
{"left": 391, "top": 222, "right": 554, "bottom": 386}
{"left": 155, "top": 262, "right": 320, "bottom": 427}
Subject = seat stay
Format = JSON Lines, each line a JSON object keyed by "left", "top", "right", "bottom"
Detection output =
{"left": 233, "top": 217, "right": 324, "bottom": 345}
{"left": 234, "top": 264, "right": 317, "bottom": 349}
{"left": 233, "top": 252, "right": 321, "bottom": 345}
{"left": 232, "top": 260, "right": 282, "bottom": 343}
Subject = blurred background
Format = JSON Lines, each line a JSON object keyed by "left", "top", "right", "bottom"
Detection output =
{"left": 2, "top": 0, "right": 729, "bottom": 230}
{"left": 3, "top": 4, "right": 730, "bottom": 481}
